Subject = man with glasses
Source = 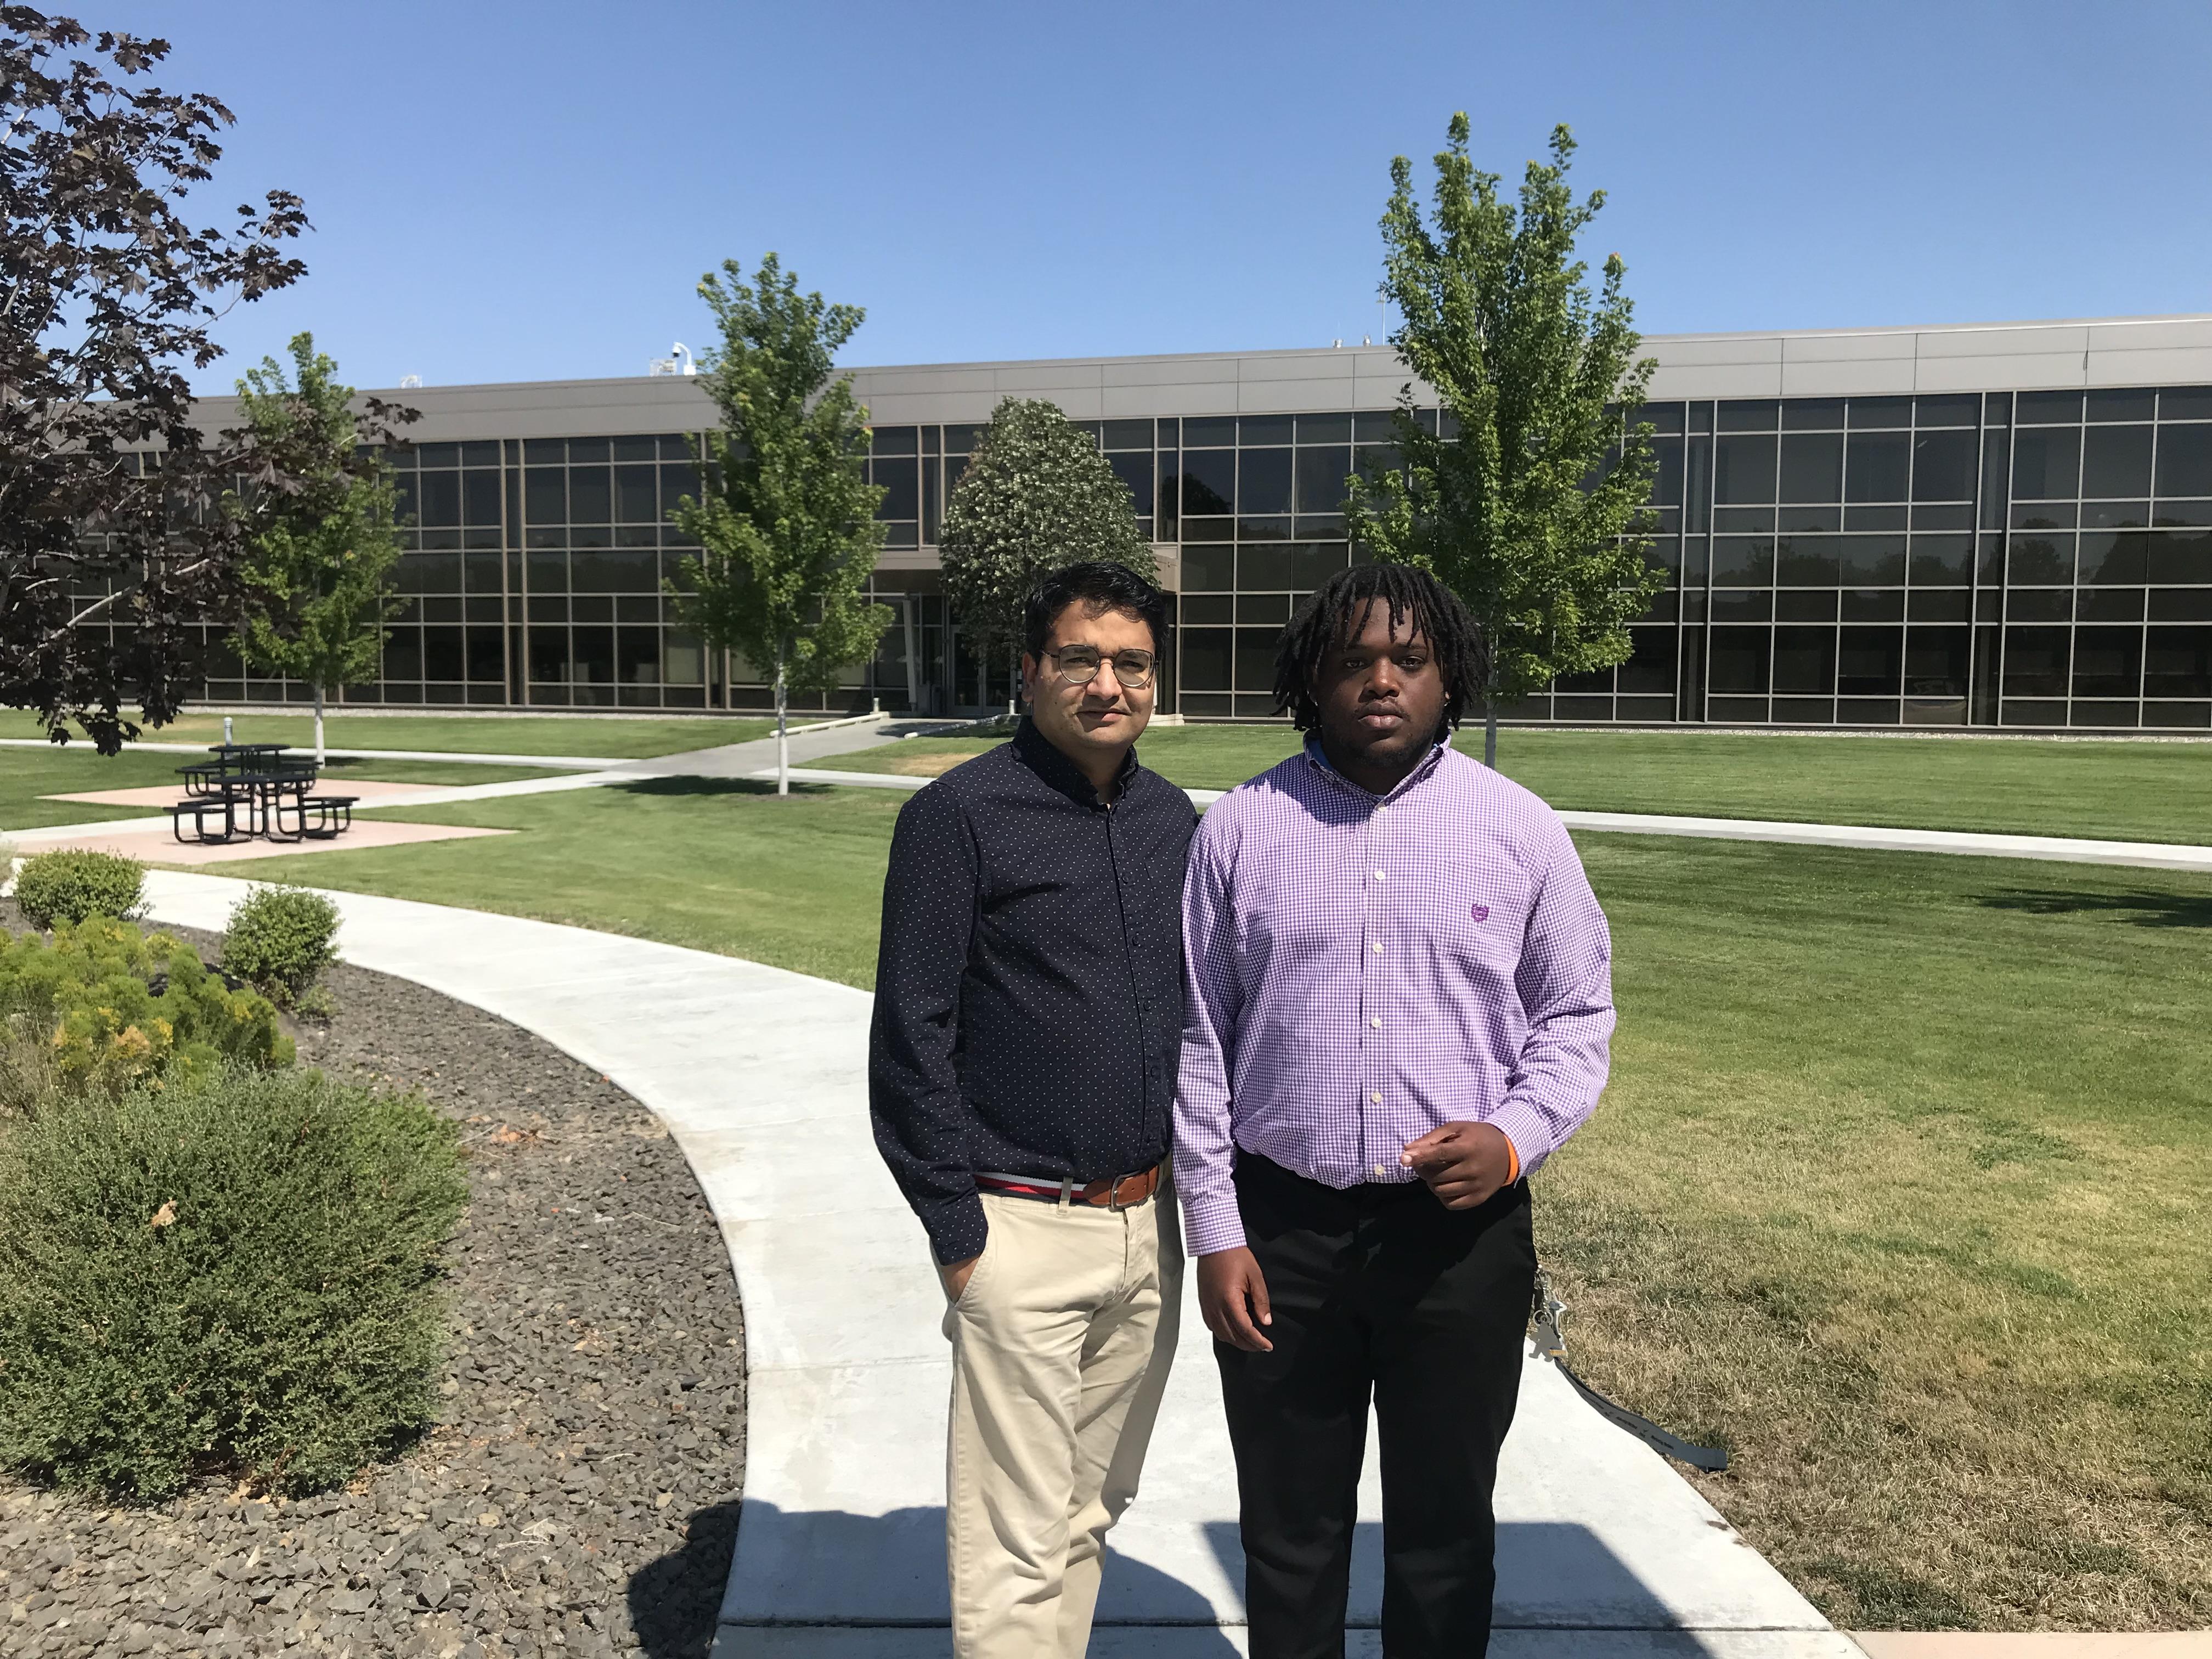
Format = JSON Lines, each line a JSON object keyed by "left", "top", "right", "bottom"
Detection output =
{"left": 872, "top": 560, "right": 1193, "bottom": 1659}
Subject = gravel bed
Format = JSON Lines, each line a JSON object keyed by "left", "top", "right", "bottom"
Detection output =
{"left": 0, "top": 902, "right": 748, "bottom": 1658}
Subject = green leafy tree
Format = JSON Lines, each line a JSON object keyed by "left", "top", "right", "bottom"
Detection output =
{"left": 669, "top": 253, "right": 890, "bottom": 794}
{"left": 227, "top": 332, "right": 415, "bottom": 763}
{"left": 938, "top": 397, "right": 1158, "bottom": 706}
{"left": 1346, "top": 117, "right": 1663, "bottom": 766}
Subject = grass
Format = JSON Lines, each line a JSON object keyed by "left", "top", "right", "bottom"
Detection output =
{"left": 0, "top": 748, "right": 559, "bottom": 832}
{"left": 838, "top": 726, "right": 2212, "bottom": 844}
{"left": 203, "top": 782, "right": 2212, "bottom": 1628}
{"left": 1, "top": 710, "right": 789, "bottom": 759}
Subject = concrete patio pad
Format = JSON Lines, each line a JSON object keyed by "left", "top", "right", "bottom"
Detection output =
{"left": 22, "top": 818, "right": 515, "bottom": 867}
{"left": 42, "top": 778, "right": 460, "bottom": 810}
{"left": 113, "top": 870, "right": 1857, "bottom": 1658}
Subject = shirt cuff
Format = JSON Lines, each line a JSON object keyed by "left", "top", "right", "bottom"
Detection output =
{"left": 1487, "top": 1098, "right": 1553, "bottom": 1180}
{"left": 923, "top": 1191, "right": 990, "bottom": 1265}
{"left": 1180, "top": 1190, "right": 1248, "bottom": 1257}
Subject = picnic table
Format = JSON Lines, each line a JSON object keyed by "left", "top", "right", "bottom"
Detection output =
{"left": 170, "top": 743, "right": 358, "bottom": 845}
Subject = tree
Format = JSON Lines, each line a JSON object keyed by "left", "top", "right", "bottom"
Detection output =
{"left": 668, "top": 253, "right": 890, "bottom": 795}
{"left": 0, "top": 7, "right": 308, "bottom": 759}
{"left": 226, "top": 332, "right": 416, "bottom": 764}
{"left": 938, "top": 396, "right": 1158, "bottom": 706}
{"left": 1346, "top": 116, "right": 1663, "bottom": 766}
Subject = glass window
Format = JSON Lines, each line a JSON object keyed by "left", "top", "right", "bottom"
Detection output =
{"left": 1284, "top": 541, "right": 1350, "bottom": 586}
{"left": 1711, "top": 591, "right": 1771, "bottom": 622}
{"left": 568, "top": 465, "right": 612, "bottom": 523}
{"left": 1909, "top": 534, "right": 1973, "bottom": 585}
{"left": 2080, "top": 425, "right": 2153, "bottom": 498}
{"left": 1620, "top": 626, "right": 1678, "bottom": 691}
{"left": 466, "top": 626, "right": 504, "bottom": 682}
{"left": 1842, "top": 589, "right": 1905, "bottom": 622}
{"left": 869, "top": 426, "right": 917, "bottom": 456}
{"left": 2072, "top": 627, "right": 2142, "bottom": 698}
{"left": 1905, "top": 627, "right": 1970, "bottom": 696}
{"left": 416, "top": 442, "right": 460, "bottom": 468}
{"left": 2008, "top": 534, "right": 2075, "bottom": 584}
{"left": 1837, "top": 627, "right": 1903, "bottom": 694}
{"left": 1108, "top": 452, "right": 1152, "bottom": 514}
{"left": 2145, "top": 627, "right": 2212, "bottom": 696}
{"left": 523, "top": 438, "right": 566, "bottom": 465}
{"left": 1239, "top": 415, "right": 1294, "bottom": 447}
{"left": 1180, "top": 450, "right": 1234, "bottom": 515}
{"left": 2078, "top": 529, "right": 2149, "bottom": 585}
{"left": 1772, "top": 626, "right": 1836, "bottom": 694}
{"left": 1915, "top": 394, "right": 1978, "bottom": 428}
{"left": 1708, "top": 629, "right": 1771, "bottom": 694}
{"left": 1776, "top": 536, "right": 1839, "bottom": 586}
{"left": 1779, "top": 433, "right": 1843, "bottom": 503}
{"left": 1910, "top": 430, "right": 1976, "bottom": 501}
{"left": 2084, "top": 500, "right": 2148, "bottom": 529}
{"left": 2086, "top": 388, "right": 2157, "bottom": 424}
{"left": 1712, "top": 535, "right": 1775, "bottom": 585}
{"left": 661, "top": 460, "right": 702, "bottom": 504}
{"left": 2076, "top": 588, "right": 2143, "bottom": 623}
{"left": 1181, "top": 595, "right": 1233, "bottom": 625}
{"left": 2008, "top": 588, "right": 2070, "bottom": 623}
{"left": 1181, "top": 543, "right": 1234, "bottom": 590}
{"left": 1180, "top": 628, "right": 1231, "bottom": 691}
{"left": 1837, "top": 533, "right": 1906, "bottom": 585}
{"left": 1844, "top": 397, "right": 1910, "bottom": 429}
{"left": 943, "top": 423, "right": 985, "bottom": 455}
{"left": 422, "top": 627, "right": 466, "bottom": 682}
{"left": 1238, "top": 448, "right": 1293, "bottom": 515}
{"left": 1717, "top": 399, "right": 1777, "bottom": 432}
{"left": 392, "top": 473, "right": 419, "bottom": 524}
{"left": 1351, "top": 411, "right": 1398, "bottom": 442}
{"left": 873, "top": 456, "right": 919, "bottom": 521}
{"left": 417, "top": 470, "right": 461, "bottom": 528}
{"left": 1908, "top": 590, "right": 1972, "bottom": 622}
{"left": 1295, "top": 445, "right": 1352, "bottom": 515}
{"left": 614, "top": 464, "right": 658, "bottom": 522}
{"left": 1781, "top": 398, "right": 1843, "bottom": 432}
{"left": 1184, "top": 416, "right": 1237, "bottom": 447}
{"left": 1635, "top": 403, "right": 1685, "bottom": 436}
{"left": 2003, "top": 627, "right": 2072, "bottom": 697}
{"left": 1647, "top": 437, "right": 1686, "bottom": 509}
{"left": 1296, "top": 413, "right": 1352, "bottom": 444}
{"left": 2012, "top": 426, "right": 2080, "bottom": 500}
{"left": 2155, "top": 423, "right": 2212, "bottom": 499}
{"left": 2147, "top": 529, "right": 2212, "bottom": 584}
{"left": 2016, "top": 391, "right": 2083, "bottom": 425}
{"left": 1781, "top": 505, "right": 1842, "bottom": 532}
{"left": 1845, "top": 432, "right": 1910, "bottom": 501}
{"left": 1102, "top": 420, "right": 1152, "bottom": 450}
{"left": 381, "top": 628, "right": 423, "bottom": 680}
{"left": 1713, "top": 434, "right": 1776, "bottom": 504}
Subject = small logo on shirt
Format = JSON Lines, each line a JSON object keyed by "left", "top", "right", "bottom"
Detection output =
{"left": 1470, "top": 904, "right": 1491, "bottom": 922}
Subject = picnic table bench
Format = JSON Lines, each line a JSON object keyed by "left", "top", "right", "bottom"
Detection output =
{"left": 168, "top": 744, "right": 359, "bottom": 846}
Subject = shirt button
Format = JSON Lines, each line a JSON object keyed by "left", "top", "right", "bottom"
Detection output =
{"left": 1371, "top": 941, "right": 1384, "bottom": 953}
{"left": 1373, "top": 870, "right": 1386, "bottom": 881}
{"left": 1369, "top": 1016, "right": 1382, "bottom": 1029}
{"left": 1373, "top": 1164, "right": 1387, "bottom": 1178}
{"left": 1370, "top": 1091, "right": 1382, "bottom": 1104}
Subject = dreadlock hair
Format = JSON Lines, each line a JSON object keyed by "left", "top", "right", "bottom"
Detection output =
{"left": 1272, "top": 562, "right": 1488, "bottom": 736}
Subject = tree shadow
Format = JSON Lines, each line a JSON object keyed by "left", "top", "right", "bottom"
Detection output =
{"left": 628, "top": 1497, "right": 744, "bottom": 1659}
{"left": 1974, "top": 888, "right": 2212, "bottom": 929}
{"left": 611, "top": 776, "right": 840, "bottom": 802}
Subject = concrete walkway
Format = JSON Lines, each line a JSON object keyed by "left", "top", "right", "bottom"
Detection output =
{"left": 120, "top": 870, "right": 1854, "bottom": 1658}
{"left": 758, "top": 768, "right": 2212, "bottom": 874}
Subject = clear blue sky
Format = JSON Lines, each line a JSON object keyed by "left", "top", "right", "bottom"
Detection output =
{"left": 88, "top": 0, "right": 2212, "bottom": 392}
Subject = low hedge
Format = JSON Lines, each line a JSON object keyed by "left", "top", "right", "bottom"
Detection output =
{"left": 0, "top": 916, "right": 290, "bottom": 1097}
{"left": 0, "top": 1063, "right": 469, "bottom": 1498}
{"left": 13, "top": 849, "right": 145, "bottom": 930}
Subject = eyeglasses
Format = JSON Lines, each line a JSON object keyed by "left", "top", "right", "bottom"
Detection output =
{"left": 1041, "top": 646, "right": 1156, "bottom": 691}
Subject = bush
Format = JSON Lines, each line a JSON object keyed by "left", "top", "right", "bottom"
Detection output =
{"left": 220, "top": 885, "right": 341, "bottom": 1010}
{"left": 0, "top": 1063, "right": 469, "bottom": 1499}
{"left": 13, "top": 849, "right": 145, "bottom": 930}
{"left": 0, "top": 916, "right": 291, "bottom": 1099}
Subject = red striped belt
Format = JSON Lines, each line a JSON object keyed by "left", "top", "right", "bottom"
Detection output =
{"left": 975, "top": 1164, "right": 1163, "bottom": 1210}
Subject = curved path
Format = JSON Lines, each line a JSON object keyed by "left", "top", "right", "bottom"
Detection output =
{"left": 132, "top": 869, "right": 1858, "bottom": 1658}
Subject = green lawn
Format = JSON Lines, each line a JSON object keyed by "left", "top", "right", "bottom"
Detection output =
{"left": 203, "top": 782, "right": 2212, "bottom": 1629}
{"left": 0, "top": 748, "right": 559, "bottom": 832}
{"left": 2, "top": 710, "right": 788, "bottom": 759}
{"left": 841, "top": 726, "right": 2212, "bottom": 844}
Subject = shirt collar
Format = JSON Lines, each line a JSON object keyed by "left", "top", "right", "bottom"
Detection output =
{"left": 1302, "top": 732, "right": 1451, "bottom": 804}
{"left": 1013, "top": 715, "right": 1139, "bottom": 809}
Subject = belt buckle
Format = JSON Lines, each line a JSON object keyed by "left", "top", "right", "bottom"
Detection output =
{"left": 1106, "top": 1173, "right": 1129, "bottom": 1211}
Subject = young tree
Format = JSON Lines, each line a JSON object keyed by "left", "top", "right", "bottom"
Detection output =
{"left": 0, "top": 8, "right": 308, "bottom": 759}
{"left": 1346, "top": 117, "right": 1663, "bottom": 766}
{"left": 227, "top": 332, "right": 417, "bottom": 764}
{"left": 668, "top": 253, "right": 890, "bottom": 795}
{"left": 938, "top": 397, "right": 1158, "bottom": 707}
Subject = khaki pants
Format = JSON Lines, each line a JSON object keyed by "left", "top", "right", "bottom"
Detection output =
{"left": 942, "top": 1184, "right": 1182, "bottom": 1659}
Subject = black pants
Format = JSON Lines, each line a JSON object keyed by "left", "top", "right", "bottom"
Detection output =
{"left": 1216, "top": 1152, "right": 1536, "bottom": 1659}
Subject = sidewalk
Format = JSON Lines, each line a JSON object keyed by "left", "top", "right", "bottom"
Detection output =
{"left": 128, "top": 870, "right": 1855, "bottom": 1658}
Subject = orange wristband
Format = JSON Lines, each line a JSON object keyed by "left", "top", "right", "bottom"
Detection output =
{"left": 1504, "top": 1137, "right": 1521, "bottom": 1184}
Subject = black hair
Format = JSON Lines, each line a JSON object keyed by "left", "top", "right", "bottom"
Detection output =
{"left": 1271, "top": 562, "right": 1487, "bottom": 735}
{"left": 1023, "top": 561, "right": 1169, "bottom": 660}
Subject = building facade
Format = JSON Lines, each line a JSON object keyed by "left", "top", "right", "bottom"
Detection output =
{"left": 175, "top": 314, "right": 2212, "bottom": 730}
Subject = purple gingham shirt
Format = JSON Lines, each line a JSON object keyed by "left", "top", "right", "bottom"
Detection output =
{"left": 1174, "top": 740, "right": 1616, "bottom": 1256}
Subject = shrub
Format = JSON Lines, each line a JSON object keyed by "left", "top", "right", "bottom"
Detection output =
{"left": 12, "top": 849, "right": 145, "bottom": 930}
{"left": 220, "top": 885, "right": 341, "bottom": 1010}
{"left": 0, "top": 916, "right": 291, "bottom": 1099}
{"left": 0, "top": 1063, "right": 469, "bottom": 1499}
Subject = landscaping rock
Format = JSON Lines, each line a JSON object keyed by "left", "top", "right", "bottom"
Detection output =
{"left": 0, "top": 903, "right": 747, "bottom": 1657}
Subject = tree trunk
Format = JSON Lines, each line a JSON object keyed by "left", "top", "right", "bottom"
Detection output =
{"left": 1484, "top": 691, "right": 1499, "bottom": 769}
{"left": 314, "top": 685, "right": 327, "bottom": 766}
{"left": 774, "top": 660, "right": 789, "bottom": 798}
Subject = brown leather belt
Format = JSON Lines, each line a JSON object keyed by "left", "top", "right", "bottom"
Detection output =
{"left": 975, "top": 1164, "right": 1162, "bottom": 1210}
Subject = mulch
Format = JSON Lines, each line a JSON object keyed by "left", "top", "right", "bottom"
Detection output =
{"left": 0, "top": 901, "right": 748, "bottom": 1658}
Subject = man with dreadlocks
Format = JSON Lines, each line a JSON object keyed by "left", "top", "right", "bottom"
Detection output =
{"left": 1173, "top": 561, "right": 1616, "bottom": 1658}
